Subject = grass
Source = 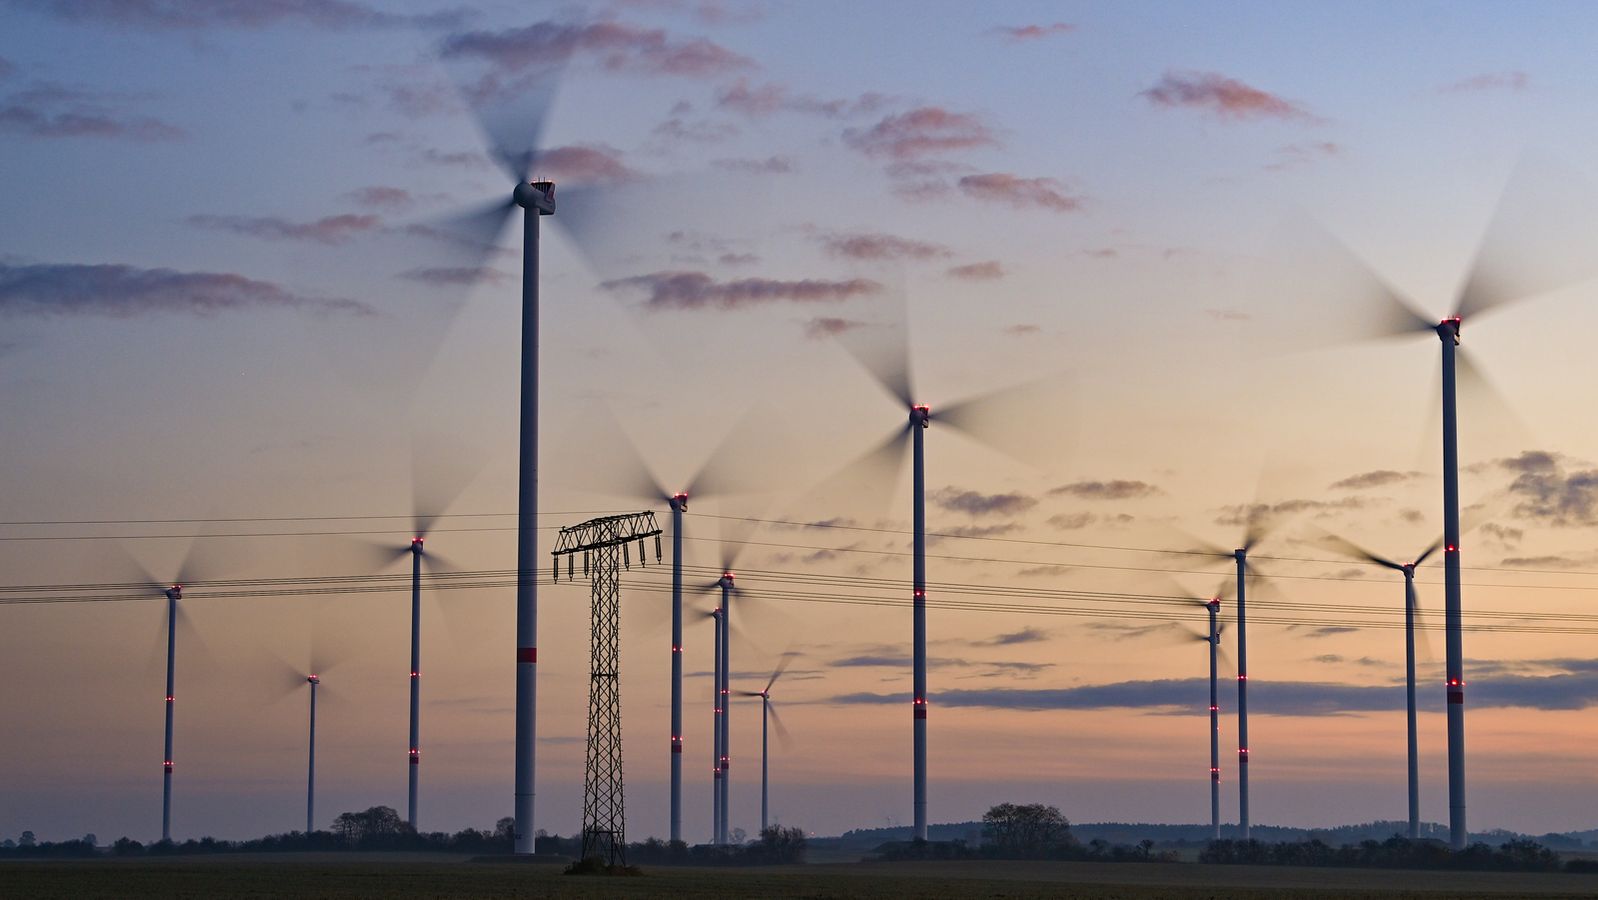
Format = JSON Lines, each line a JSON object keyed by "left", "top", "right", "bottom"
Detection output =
{"left": 5, "top": 855, "right": 1598, "bottom": 898}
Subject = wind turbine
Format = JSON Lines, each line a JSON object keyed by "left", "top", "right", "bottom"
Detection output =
{"left": 117, "top": 546, "right": 216, "bottom": 844}
{"left": 304, "top": 674, "right": 320, "bottom": 835}
{"left": 1176, "top": 518, "right": 1269, "bottom": 840}
{"left": 1326, "top": 534, "right": 1441, "bottom": 841}
{"left": 739, "top": 654, "right": 795, "bottom": 834}
{"left": 1300, "top": 159, "right": 1598, "bottom": 848}
{"left": 832, "top": 302, "right": 1061, "bottom": 842}
{"left": 705, "top": 605, "right": 722, "bottom": 845}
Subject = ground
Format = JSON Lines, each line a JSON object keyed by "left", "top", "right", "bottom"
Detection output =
{"left": 4, "top": 855, "right": 1598, "bottom": 898}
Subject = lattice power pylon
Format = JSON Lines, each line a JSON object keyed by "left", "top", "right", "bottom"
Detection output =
{"left": 552, "top": 511, "right": 662, "bottom": 866}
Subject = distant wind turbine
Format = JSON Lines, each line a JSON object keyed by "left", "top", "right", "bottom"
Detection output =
{"left": 739, "top": 654, "right": 795, "bottom": 833}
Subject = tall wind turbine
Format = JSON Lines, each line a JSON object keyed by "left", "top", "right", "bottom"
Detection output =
{"left": 717, "top": 571, "right": 732, "bottom": 845}
{"left": 1302, "top": 160, "right": 1598, "bottom": 848}
{"left": 739, "top": 655, "right": 794, "bottom": 834}
{"left": 118, "top": 546, "right": 215, "bottom": 844}
{"left": 304, "top": 674, "right": 320, "bottom": 835}
{"left": 833, "top": 307, "right": 1060, "bottom": 842}
{"left": 1178, "top": 519, "right": 1268, "bottom": 840}
{"left": 1326, "top": 535, "right": 1441, "bottom": 840}
{"left": 706, "top": 606, "right": 722, "bottom": 845}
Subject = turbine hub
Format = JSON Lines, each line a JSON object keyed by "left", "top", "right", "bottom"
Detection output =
{"left": 911, "top": 405, "right": 930, "bottom": 428}
{"left": 514, "top": 180, "right": 556, "bottom": 214}
{"left": 166, "top": 585, "right": 182, "bottom": 601}
{"left": 1438, "top": 316, "right": 1461, "bottom": 345}
{"left": 671, "top": 492, "right": 689, "bottom": 512}
{"left": 307, "top": 674, "right": 319, "bottom": 684}
{"left": 1207, "top": 598, "right": 1221, "bottom": 612}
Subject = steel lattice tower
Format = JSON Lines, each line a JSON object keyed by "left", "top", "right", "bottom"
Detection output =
{"left": 553, "top": 511, "right": 661, "bottom": 866}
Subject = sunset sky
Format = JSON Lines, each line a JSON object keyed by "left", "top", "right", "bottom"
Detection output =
{"left": 7, "top": 0, "right": 1598, "bottom": 846}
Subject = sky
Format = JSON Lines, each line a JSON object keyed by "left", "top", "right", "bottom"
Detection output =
{"left": 7, "top": 0, "right": 1598, "bottom": 846}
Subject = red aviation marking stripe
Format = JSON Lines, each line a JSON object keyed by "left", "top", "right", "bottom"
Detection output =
{"left": 518, "top": 647, "right": 537, "bottom": 663}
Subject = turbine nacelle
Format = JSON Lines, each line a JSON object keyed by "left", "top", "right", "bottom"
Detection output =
{"left": 514, "top": 180, "right": 556, "bottom": 214}
{"left": 165, "top": 585, "right": 183, "bottom": 601}
{"left": 1206, "top": 598, "right": 1222, "bottom": 613}
{"left": 307, "top": 674, "right": 320, "bottom": 685}
{"left": 670, "top": 492, "right": 689, "bottom": 512}
{"left": 1438, "top": 316, "right": 1462, "bottom": 345}
{"left": 910, "top": 405, "right": 930, "bottom": 428}
{"left": 718, "top": 572, "right": 735, "bottom": 589}
{"left": 410, "top": 536, "right": 425, "bottom": 555}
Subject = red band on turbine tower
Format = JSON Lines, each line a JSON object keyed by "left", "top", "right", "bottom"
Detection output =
{"left": 518, "top": 647, "right": 537, "bottom": 663}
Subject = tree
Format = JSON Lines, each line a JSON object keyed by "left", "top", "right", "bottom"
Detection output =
{"left": 981, "top": 803, "right": 1071, "bottom": 859}
{"left": 82, "top": 834, "right": 97, "bottom": 848}
{"left": 730, "top": 827, "right": 747, "bottom": 846}
{"left": 19, "top": 831, "right": 36, "bottom": 848}
{"left": 331, "top": 806, "right": 411, "bottom": 845}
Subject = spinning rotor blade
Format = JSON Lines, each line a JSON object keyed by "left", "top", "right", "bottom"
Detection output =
{"left": 799, "top": 423, "right": 911, "bottom": 523}
{"left": 412, "top": 434, "right": 488, "bottom": 539}
{"left": 765, "top": 650, "right": 798, "bottom": 694}
{"left": 436, "top": 28, "right": 566, "bottom": 185}
{"left": 1453, "top": 156, "right": 1598, "bottom": 322}
{"left": 766, "top": 701, "right": 793, "bottom": 749}
{"left": 834, "top": 280, "right": 914, "bottom": 410}
{"left": 1278, "top": 217, "right": 1436, "bottom": 342}
{"left": 1413, "top": 538, "right": 1444, "bottom": 567}
{"left": 1320, "top": 532, "right": 1404, "bottom": 571}
{"left": 932, "top": 374, "right": 1073, "bottom": 470}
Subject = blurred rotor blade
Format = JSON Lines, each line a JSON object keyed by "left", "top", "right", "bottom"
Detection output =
{"left": 1455, "top": 345, "right": 1534, "bottom": 453}
{"left": 337, "top": 536, "right": 411, "bottom": 573}
{"left": 106, "top": 542, "right": 164, "bottom": 594}
{"left": 412, "top": 434, "right": 487, "bottom": 539}
{"left": 795, "top": 424, "right": 911, "bottom": 525}
{"left": 767, "top": 701, "right": 793, "bottom": 749}
{"left": 1410, "top": 582, "right": 1436, "bottom": 665}
{"left": 1413, "top": 538, "right": 1444, "bottom": 567}
{"left": 420, "top": 546, "right": 460, "bottom": 574}
{"left": 567, "top": 404, "right": 669, "bottom": 504}
{"left": 683, "top": 407, "right": 781, "bottom": 503}
{"left": 765, "top": 650, "right": 798, "bottom": 694}
{"left": 716, "top": 513, "right": 763, "bottom": 575}
{"left": 1453, "top": 155, "right": 1598, "bottom": 322}
{"left": 173, "top": 601, "right": 221, "bottom": 680}
{"left": 1161, "top": 525, "right": 1232, "bottom": 561}
{"left": 1320, "top": 532, "right": 1403, "bottom": 571}
{"left": 834, "top": 276, "right": 914, "bottom": 410}
{"left": 559, "top": 171, "right": 777, "bottom": 286}
{"left": 436, "top": 33, "right": 566, "bottom": 184}
{"left": 1265, "top": 215, "right": 1435, "bottom": 345}
{"left": 932, "top": 374, "right": 1074, "bottom": 470}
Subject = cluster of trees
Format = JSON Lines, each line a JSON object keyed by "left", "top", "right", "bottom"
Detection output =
{"left": 0, "top": 809, "right": 806, "bottom": 866}
{"left": 872, "top": 804, "right": 1173, "bottom": 863}
{"left": 1200, "top": 835, "right": 1570, "bottom": 872}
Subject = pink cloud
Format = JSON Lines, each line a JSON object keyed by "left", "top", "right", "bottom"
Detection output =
{"left": 186, "top": 213, "right": 383, "bottom": 244}
{"left": 957, "top": 173, "right": 1083, "bottom": 212}
{"left": 1266, "top": 140, "right": 1341, "bottom": 171}
{"left": 1003, "top": 323, "right": 1040, "bottom": 336}
{"left": 1440, "top": 71, "right": 1529, "bottom": 93}
{"left": 803, "top": 316, "right": 868, "bottom": 339}
{"left": 716, "top": 78, "right": 894, "bottom": 119}
{"left": 818, "top": 232, "right": 952, "bottom": 261}
{"left": 843, "top": 106, "right": 999, "bottom": 160}
{"left": 602, "top": 270, "right": 882, "bottom": 310}
{"left": 439, "top": 20, "right": 756, "bottom": 79}
{"left": 532, "top": 144, "right": 636, "bottom": 184}
{"left": 992, "top": 23, "right": 1075, "bottom": 42}
{"left": 1141, "top": 70, "right": 1318, "bottom": 122}
{"left": 947, "top": 260, "right": 1005, "bottom": 281}
{"left": 711, "top": 155, "right": 795, "bottom": 174}
{"left": 344, "top": 186, "right": 413, "bottom": 209}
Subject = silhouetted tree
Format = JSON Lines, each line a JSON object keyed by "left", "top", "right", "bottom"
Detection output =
{"left": 982, "top": 803, "right": 1071, "bottom": 858}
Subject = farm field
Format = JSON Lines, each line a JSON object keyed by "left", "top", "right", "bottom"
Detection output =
{"left": 4, "top": 856, "right": 1598, "bottom": 899}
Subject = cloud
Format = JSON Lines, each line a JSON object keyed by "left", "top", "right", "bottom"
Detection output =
{"left": 947, "top": 261, "right": 1004, "bottom": 281}
{"left": 930, "top": 487, "right": 1037, "bottom": 517}
{"left": 652, "top": 116, "right": 738, "bottom": 143}
{"left": 816, "top": 231, "right": 952, "bottom": 262}
{"left": 0, "top": 79, "right": 185, "bottom": 141}
{"left": 343, "top": 186, "right": 413, "bottom": 210}
{"left": 714, "top": 78, "right": 892, "bottom": 119}
{"left": 1288, "top": 625, "right": 1359, "bottom": 638}
{"left": 532, "top": 144, "right": 636, "bottom": 184}
{"left": 1047, "top": 512, "right": 1095, "bottom": 530}
{"left": 601, "top": 271, "right": 882, "bottom": 311}
{"left": 1050, "top": 479, "right": 1161, "bottom": 500}
{"left": 1017, "top": 565, "right": 1069, "bottom": 577}
{"left": 802, "top": 316, "right": 867, "bottom": 340}
{"left": 186, "top": 213, "right": 382, "bottom": 245}
{"left": 1329, "top": 469, "right": 1424, "bottom": 490}
{"left": 833, "top": 667, "right": 1598, "bottom": 713}
{"left": 974, "top": 627, "right": 1050, "bottom": 646}
{"left": 398, "top": 266, "right": 506, "bottom": 286}
{"left": 1440, "top": 72, "right": 1529, "bottom": 94}
{"left": 17, "top": 0, "right": 465, "bottom": 29}
{"left": 939, "top": 523, "right": 1022, "bottom": 539}
{"left": 992, "top": 23, "right": 1075, "bottom": 42}
{"left": 957, "top": 173, "right": 1083, "bottom": 212}
{"left": 711, "top": 155, "right": 795, "bottom": 174}
{"left": 1495, "top": 451, "right": 1598, "bottom": 526}
{"left": 1477, "top": 522, "right": 1523, "bottom": 546}
{"left": 1003, "top": 323, "right": 1039, "bottom": 336}
{"left": 0, "top": 261, "right": 371, "bottom": 317}
{"left": 1141, "top": 70, "right": 1319, "bottom": 122}
{"left": 1215, "top": 496, "right": 1369, "bottom": 525}
{"left": 439, "top": 19, "right": 755, "bottom": 78}
{"left": 832, "top": 654, "right": 1053, "bottom": 678}
{"left": 1266, "top": 141, "right": 1340, "bottom": 171}
{"left": 843, "top": 106, "right": 999, "bottom": 160}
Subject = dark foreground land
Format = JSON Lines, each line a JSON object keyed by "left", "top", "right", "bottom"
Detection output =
{"left": 6, "top": 855, "right": 1598, "bottom": 899}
